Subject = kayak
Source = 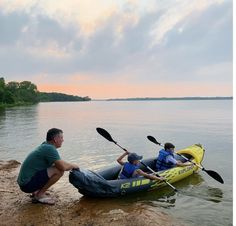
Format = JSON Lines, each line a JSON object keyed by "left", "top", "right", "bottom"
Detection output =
{"left": 69, "top": 144, "right": 205, "bottom": 198}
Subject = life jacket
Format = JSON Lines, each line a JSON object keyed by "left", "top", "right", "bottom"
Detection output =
{"left": 156, "top": 149, "right": 175, "bottom": 171}
{"left": 119, "top": 162, "right": 139, "bottom": 179}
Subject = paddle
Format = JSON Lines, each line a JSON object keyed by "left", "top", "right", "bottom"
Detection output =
{"left": 96, "top": 127, "right": 178, "bottom": 192}
{"left": 147, "top": 135, "right": 224, "bottom": 184}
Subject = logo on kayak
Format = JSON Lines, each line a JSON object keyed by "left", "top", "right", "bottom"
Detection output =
{"left": 120, "top": 182, "right": 131, "bottom": 189}
{"left": 178, "top": 165, "right": 194, "bottom": 174}
{"left": 120, "top": 179, "right": 150, "bottom": 189}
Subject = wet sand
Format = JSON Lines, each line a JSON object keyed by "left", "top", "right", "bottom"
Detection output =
{"left": 0, "top": 160, "right": 184, "bottom": 226}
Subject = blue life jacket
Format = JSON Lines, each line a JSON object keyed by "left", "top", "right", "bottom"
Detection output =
{"left": 119, "top": 162, "right": 139, "bottom": 179}
{"left": 156, "top": 149, "right": 175, "bottom": 171}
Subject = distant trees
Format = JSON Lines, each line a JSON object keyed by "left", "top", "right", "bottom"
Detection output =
{"left": 0, "top": 78, "right": 5, "bottom": 103}
{"left": 39, "top": 92, "right": 91, "bottom": 102}
{"left": 0, "top": 77, "right": 91, "bottom": 107}
{"left": 0, "top": 78, "right": 39, "bottom": 105}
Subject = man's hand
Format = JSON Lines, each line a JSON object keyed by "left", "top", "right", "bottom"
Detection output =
{"left": 71, "top": 163, "right": 80, "bottom": 169}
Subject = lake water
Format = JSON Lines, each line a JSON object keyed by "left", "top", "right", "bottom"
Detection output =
{"left": 0, "top": 100, "right": 232, "bottom": 225}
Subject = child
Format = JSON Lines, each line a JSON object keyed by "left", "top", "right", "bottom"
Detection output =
{"left": 156, "top": 142, "right": 192, "bottom": 171}
{"left": 117, "top": 151, "right": 164, "bottom": 181}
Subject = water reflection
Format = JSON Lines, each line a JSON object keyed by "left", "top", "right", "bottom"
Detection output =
{"left": 0, "top": 108, "right": 6, "bottom": 129}
{"left": 184, "top": 185, "right": 223, "bottom": 203}
{"left": 0, "top": 105, "right": 39, "bottom": 160}
{"left": 173, "top": 173, "right": 223, "bottom": 204}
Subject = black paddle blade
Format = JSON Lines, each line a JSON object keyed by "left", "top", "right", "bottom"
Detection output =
{"left": 203, "top": 168, "right": 224, "bottom": 184}
{"left": 96, "top": 127, "right": 116, "bottom": 143}
{"left": 147, "top": 135, "right": 161, "bottom": 145}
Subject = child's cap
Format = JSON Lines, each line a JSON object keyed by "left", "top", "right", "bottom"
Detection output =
{"left": 128, "top": 153, "right": 143, "bottom": 163}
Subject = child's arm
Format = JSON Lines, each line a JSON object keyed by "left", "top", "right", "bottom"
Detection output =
{"left": 117, "top": 151, "right": 129, "bottom": 165}
{"left": 136, "top": 169, "right": 164, "bottom": 181}
{"left": 176, "top": 161, "right": 193, "bottom": 167}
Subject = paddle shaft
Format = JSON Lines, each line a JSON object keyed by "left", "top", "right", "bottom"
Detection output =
{"left": 176, "top": 153, "right": 203, "bottom": 169}
{"left": 140, "top": 161, "right": 178, "bottom": 191}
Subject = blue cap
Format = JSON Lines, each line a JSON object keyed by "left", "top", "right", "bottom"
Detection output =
{"left": 128, "top": 153, "right": 143, "bottom": 163}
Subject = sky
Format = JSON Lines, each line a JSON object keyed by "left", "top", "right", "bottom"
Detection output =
{"left": 0, "top": 0, "right": 233, "bottom": 99}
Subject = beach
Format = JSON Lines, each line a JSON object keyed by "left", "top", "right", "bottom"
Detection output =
{"left": 0, "top": 160, "right": 183, "bottom": 226}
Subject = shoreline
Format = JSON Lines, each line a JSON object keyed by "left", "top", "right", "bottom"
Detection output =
{"left": 0, "top": 160, "right": 184, "bottom": 226}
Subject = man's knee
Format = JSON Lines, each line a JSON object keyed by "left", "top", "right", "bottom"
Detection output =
{"left": 57, "top": 169, "right": 64, "bottom": 177}
{"left": 48, "top": 167, "right": 64, "bottom": 178}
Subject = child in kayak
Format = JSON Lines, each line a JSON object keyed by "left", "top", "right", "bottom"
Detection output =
{"left": 117, "top": 151, "right": 164, "bottom": 181}
{"left": 156, "top": 142, "right": 193, "bottom": 171}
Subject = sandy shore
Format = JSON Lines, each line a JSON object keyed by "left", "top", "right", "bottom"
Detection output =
{"left": 0, "top": 160, "right": 184, "bottom": 226}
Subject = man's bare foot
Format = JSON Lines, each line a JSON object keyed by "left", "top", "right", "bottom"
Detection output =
{"left": 30, "top": 191, "right": 50, "bottom": 198}
{"left": 32, "top": 196, "right": 55, "bottom": 205}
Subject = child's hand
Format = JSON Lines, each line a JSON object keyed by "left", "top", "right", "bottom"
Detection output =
{"left": 123, "top": 149, "right": 129, "bottom": 154}
{"left": 158, "top": 176, "right": 165, "bottom": 181}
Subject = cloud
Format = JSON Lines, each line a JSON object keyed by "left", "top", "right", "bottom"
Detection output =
{"left": 0, "top": 11, "right": 28, "bottom": 45}
{"left": 149, "top": 0, "right": 225, "bottom": 47}
{"left": 0, "top": 0, "right": 151, "bottom": 37}
{"left": 0, "top": 0, "right": 232, "bottom": 98}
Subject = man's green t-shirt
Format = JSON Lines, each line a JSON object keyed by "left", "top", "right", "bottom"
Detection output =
{"left": 17, "top": 142, "right": 61, "bottom": 186}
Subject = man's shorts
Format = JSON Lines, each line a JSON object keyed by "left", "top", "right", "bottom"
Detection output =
{"left": 20, "top": 169, "right": 50, "bottom": 193}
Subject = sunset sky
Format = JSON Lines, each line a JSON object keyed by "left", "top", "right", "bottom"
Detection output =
{"left": 0, "top": 0, "right": 232, "bottom": 99}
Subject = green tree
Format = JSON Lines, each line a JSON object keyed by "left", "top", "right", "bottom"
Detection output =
{"left": 5, "top": 81, "right": 19, "bottom": 102}
{"left": 0, "top": 77, "right": 90, "bottom": 106}
{"left": 0, "top": 77, "right": 6, "bottom": 103}
{"left": 18, "top": 81, "right": 39, "bottom": 103}
{"left": 5, "top": 90, "right": 15, "bottom": 104}
{"left": 6, "top": 81, "right": 19, "bottom": 93}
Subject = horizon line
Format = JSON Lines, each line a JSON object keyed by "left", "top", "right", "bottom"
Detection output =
{"left": 92, "top": 96, "right": 233, "bottom": 101}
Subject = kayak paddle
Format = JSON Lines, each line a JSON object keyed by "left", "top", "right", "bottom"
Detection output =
{"left": 96, "top": 127, "right": 178, "bottom": 192}
{"left": 147, "top": 135, "right": 224, "bottom": 184}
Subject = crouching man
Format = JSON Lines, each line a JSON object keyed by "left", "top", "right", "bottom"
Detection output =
{"left": 17, "top": 128, "right": 79, "bottom": 205}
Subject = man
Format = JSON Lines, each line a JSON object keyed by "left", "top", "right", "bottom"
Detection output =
{"left": 117, "top": 151, "right": 164, "bottom": 181}
{"left": 156, "top": 142, "right": 192, "bottom": 171}
{"left": 17, "top": 128, "right": 79, "bottom": 205}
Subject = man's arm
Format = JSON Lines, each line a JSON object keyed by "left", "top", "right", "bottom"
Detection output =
{"left": 54, "top": 160, "right": 79, "bottom": 171}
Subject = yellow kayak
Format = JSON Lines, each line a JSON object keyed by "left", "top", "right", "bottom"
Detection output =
{"left": 69, "top": 144, "right": 205, "bottom": 197}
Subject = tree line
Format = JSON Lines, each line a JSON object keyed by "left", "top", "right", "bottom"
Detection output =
{"left": 0, "top": 77, "right": 91, "bottom": 106}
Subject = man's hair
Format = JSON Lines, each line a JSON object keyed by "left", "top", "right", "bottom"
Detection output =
{"left": 46, "top": 128, "right": 63, "bottom": 141}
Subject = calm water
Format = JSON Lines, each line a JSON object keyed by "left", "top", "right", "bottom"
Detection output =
{"left": 0, "top": 100, "right": 232, "bottom": 225}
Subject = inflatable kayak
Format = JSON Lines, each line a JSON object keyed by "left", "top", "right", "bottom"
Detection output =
{"left": 69, "top": 144, "right": 205, "bottom": 198}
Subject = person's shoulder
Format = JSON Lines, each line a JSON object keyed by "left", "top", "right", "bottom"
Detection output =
{"left": 40, "top": 142, "right": 57, "bottom": 151}
{"left": 166, "top": 154, "right": 174, "bottom": 159}
{"left": 159, "top": 148, "right": 165, "bottom": 153}
{"left": 166, "top": 155, "right": 177, "bottom": 163}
